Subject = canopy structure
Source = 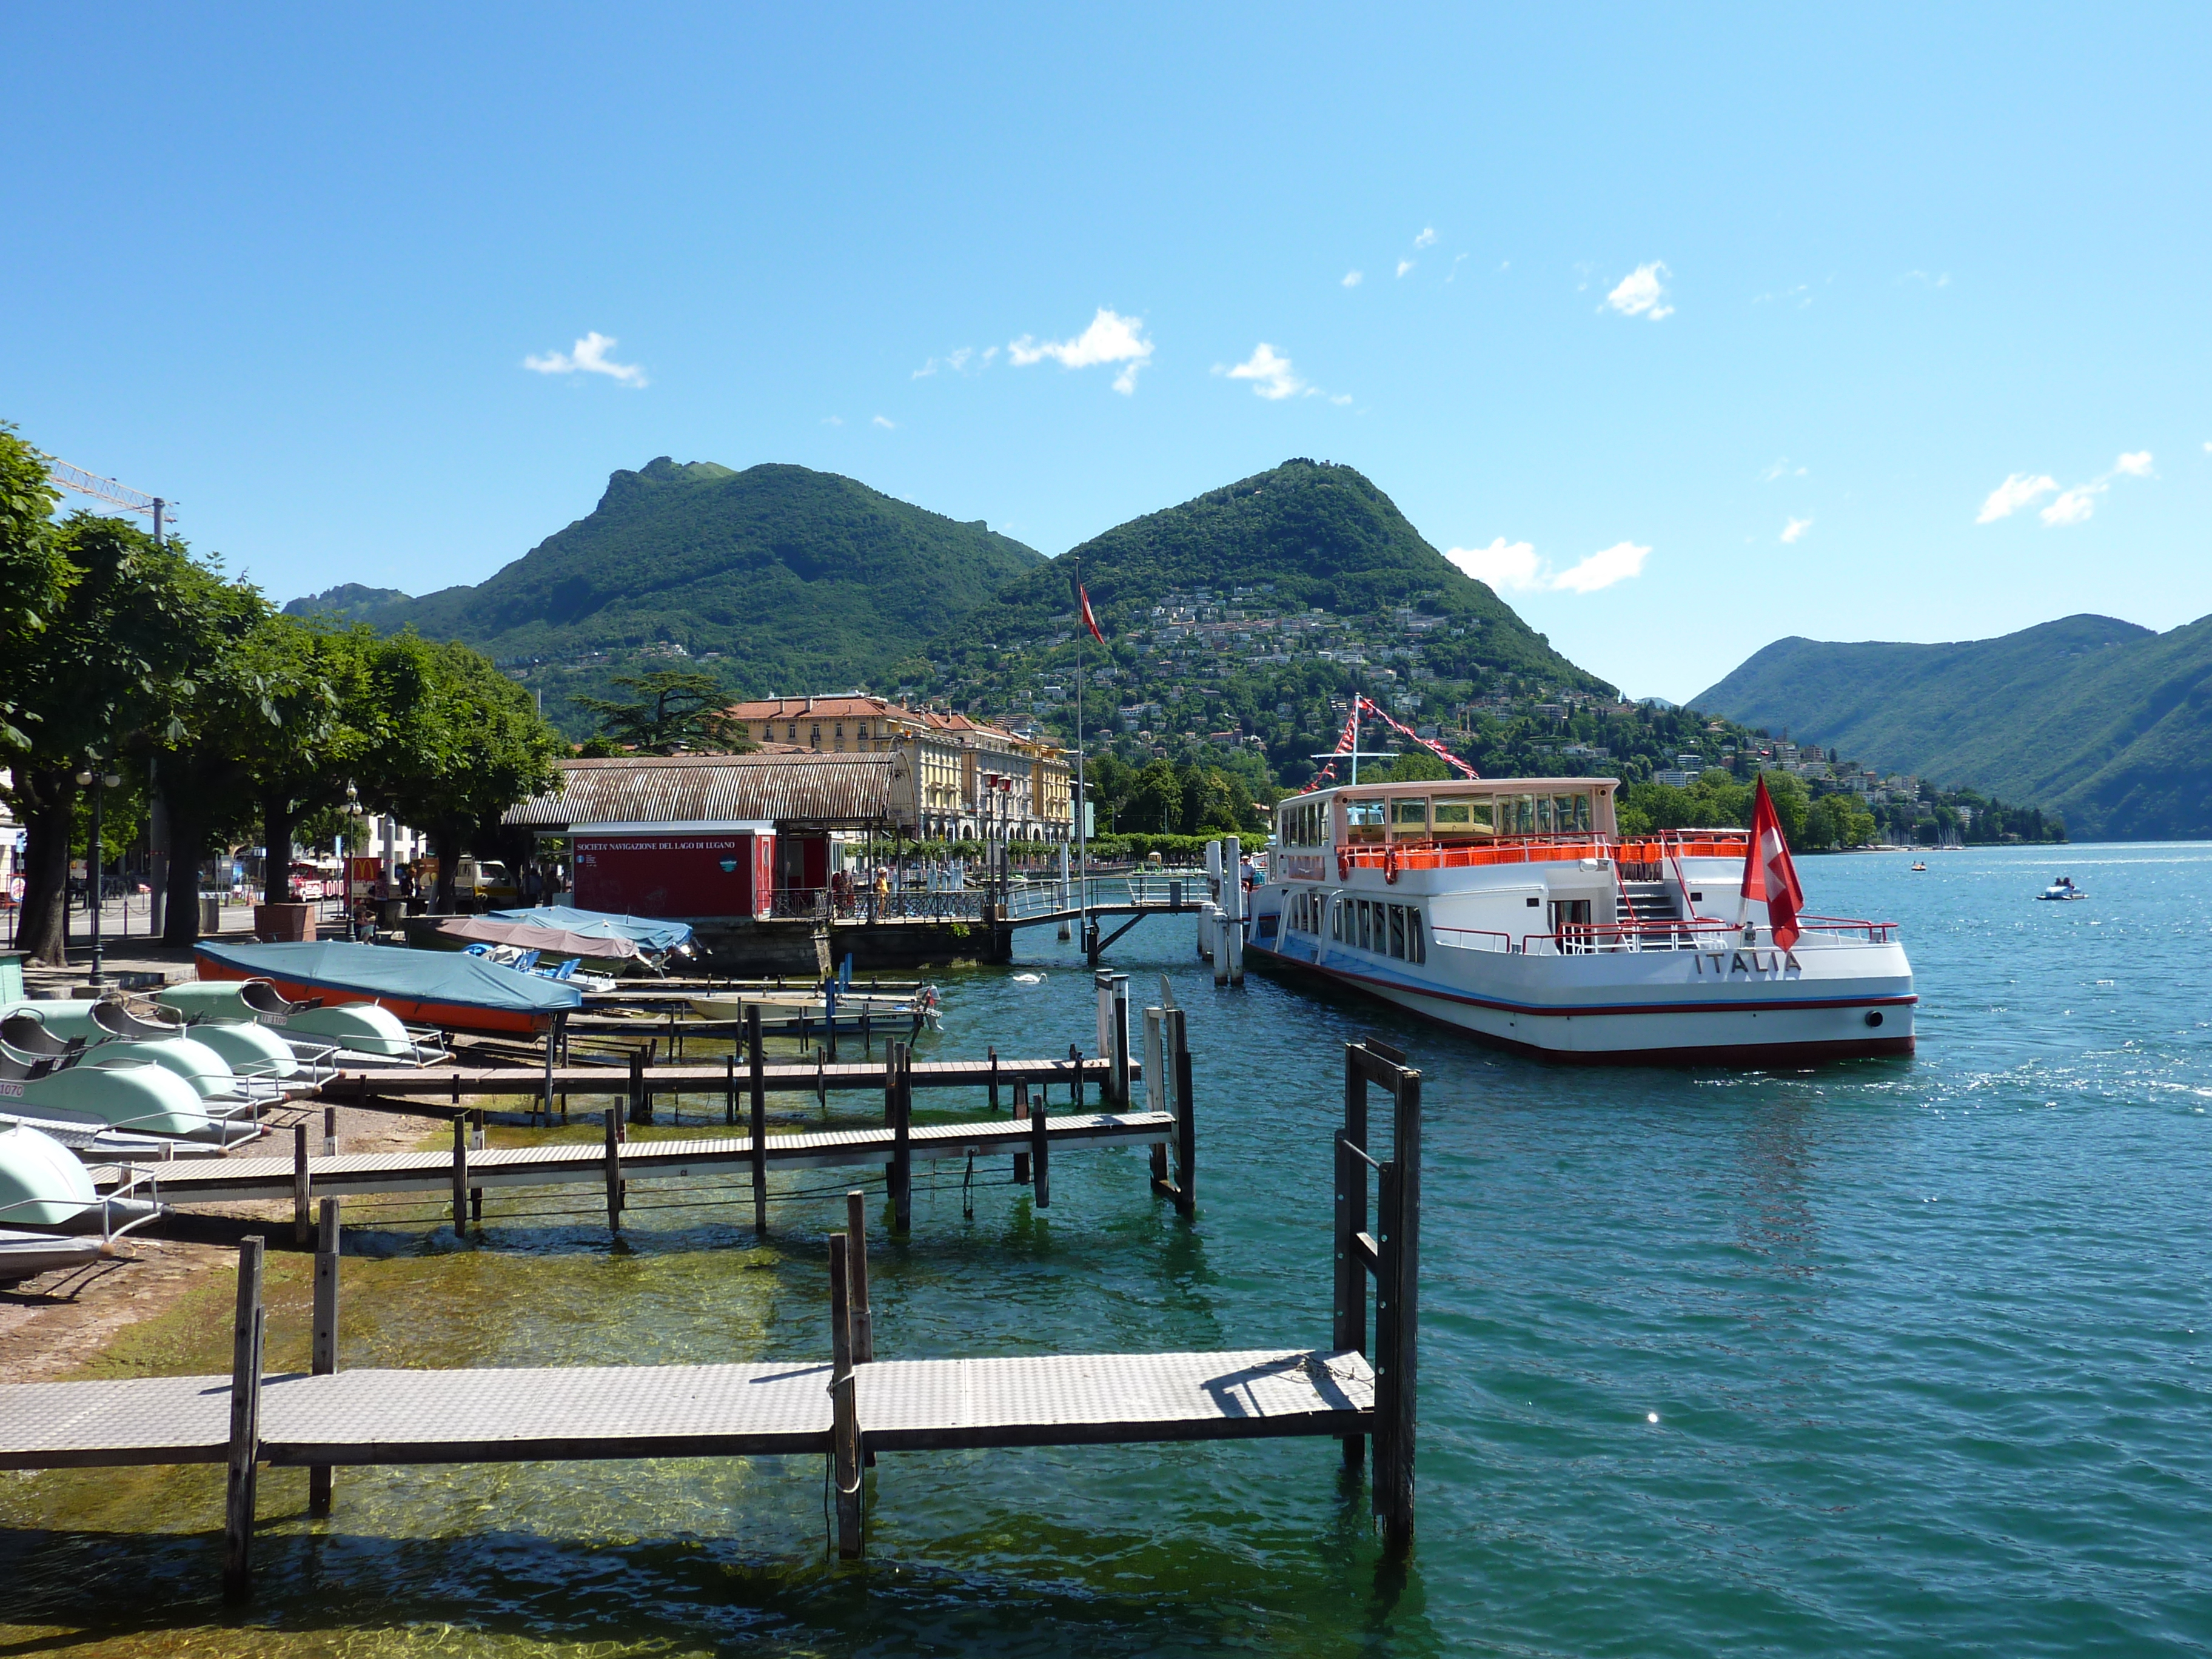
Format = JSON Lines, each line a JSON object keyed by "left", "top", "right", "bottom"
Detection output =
{"left": 432, "top": 916, "right": 644, "bottom": 963}
{"left": 195, "top": 941, "right": 581, "bottom": 1036}
{"left": 486, "top": 907, "right": 695, "bottom": 955}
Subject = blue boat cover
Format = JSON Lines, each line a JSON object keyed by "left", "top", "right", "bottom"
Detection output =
{"left": 195, "top": 940, "right": 583, "bottom": 1013}
{"left": 486, "top": 906, "right": 695, "bottom": 953}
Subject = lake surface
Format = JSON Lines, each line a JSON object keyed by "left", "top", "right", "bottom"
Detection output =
{"left": 4, "top": 842, "right": 2210, "bottom": 1656}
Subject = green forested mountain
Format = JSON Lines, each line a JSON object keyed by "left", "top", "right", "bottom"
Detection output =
{"left": 994, "top": 458, "right": 1601, "bottom": 689}
{"left": 1691, "top": 613, "right": 2212, "bottom": 840}
{"left": 290, "top": 458, "right": 1047, "bottom": 695}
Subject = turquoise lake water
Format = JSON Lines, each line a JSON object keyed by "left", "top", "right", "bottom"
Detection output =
{"left": 3, "top": 841, "right": 2209, "bottom": 1655}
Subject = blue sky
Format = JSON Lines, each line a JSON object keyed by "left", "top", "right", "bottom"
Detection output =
{"left": 7, "top": 4, "right": 2208, "bottom": 701}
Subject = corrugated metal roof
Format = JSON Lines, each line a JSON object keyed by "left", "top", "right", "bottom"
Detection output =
{"left": 504, "top": 753, "right": 908, "bottom": 830}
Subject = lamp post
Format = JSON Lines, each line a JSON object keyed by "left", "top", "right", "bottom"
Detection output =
{"left": 75, "top": 762, "right": 123, "bottom": 988}
{"left": 343, "top": 783, "right": 364, "bottom": 939}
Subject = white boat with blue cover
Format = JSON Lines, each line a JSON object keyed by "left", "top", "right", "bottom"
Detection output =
{"left": 1248, "top": 774, "right": 1915, "bottom": 1066}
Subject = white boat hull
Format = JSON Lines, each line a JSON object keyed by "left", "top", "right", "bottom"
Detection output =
{"left": 1251, "top": 930, "right": 1912, "bottom": 1064}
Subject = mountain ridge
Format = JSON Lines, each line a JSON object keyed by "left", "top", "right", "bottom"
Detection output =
{"left": 1691, "top": 613, "right": 2212, "bottom": 839}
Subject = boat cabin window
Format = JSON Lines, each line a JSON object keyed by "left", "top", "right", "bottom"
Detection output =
{"left": 1389, "top": 798, "right": 1429, "bottom": 836}
{"left": 1507, "top": 794, "right": 1535, "bottom": 836}
{"left": 1388, "top": 904, "right": 1406, "bottom": 958}
{"left": 1555, "top": 793, "right": 1592, "bottom": 834}
{"left": 1344, "top": 798, "right": 1387, "bottom": 843}
{"left": 1431, "top": 796, "right": 1493, "bottom": 839}
{"left": 1278, "top": 799, "right": 1328, "bottom": 848}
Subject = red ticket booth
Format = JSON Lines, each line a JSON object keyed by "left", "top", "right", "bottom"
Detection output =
{"left": 571, "top": 821, "right": 774, "bottom": 920}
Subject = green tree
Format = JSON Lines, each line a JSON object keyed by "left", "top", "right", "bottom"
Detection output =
{"left": 1, "top": 508, "right": 236, "bottom": 964}
{"left": 572, "top": 669, "right": 750, "bottom": 755}
{"left": 0, "top": 426, "right": 67, "bottom": 750}
{"left": 363, "top": 636, "right": 564, "bottom": 911}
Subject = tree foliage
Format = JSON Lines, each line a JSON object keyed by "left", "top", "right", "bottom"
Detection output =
{"left": 572, "top": 669, "right": 753, "bottom": 755}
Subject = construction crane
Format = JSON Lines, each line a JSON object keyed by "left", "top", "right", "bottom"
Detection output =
{"left": 43, "top": 455, "right": 175, "bottom": 544}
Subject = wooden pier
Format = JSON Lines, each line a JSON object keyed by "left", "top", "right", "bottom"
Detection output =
{"left": 0, "top": 1039, "right": 1419, "bottom": 1591}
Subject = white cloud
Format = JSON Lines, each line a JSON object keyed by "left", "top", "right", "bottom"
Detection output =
{"left": 1444, "top": 538, "right": 1541, "bottom": 590}
{"left": 1396, "top": 259, "right": 1415, "bottom": 278}
{"left": 1781, "top": 517, "right": 1812, "bottom": 545}
{"left": 1444, "top": 537, "right": 1650, "bottom": 594}
{"left": 913, "top": 347, "right": 977, "bottom": 379}
{"left": 872, "top": 415, "right": 896, "bottom": 430}
{"left": 1551, "top": 541, "right": 1650, "bottom": 592}
{"left": 2040, "top": 484, "right": 2100, "bottom": 525}
{"left": 1603, "top": 262, "right": 1674, "bottom": 320}
{"left": 1759, "top": 457, "right": 1808, "bottom": 482}
{"left": 1219, "top": 343, "right": 1305, "bottom": 400}
{"left": 822, "top": 415, "right": 843, "bottom": 426}
{"left": 1983, "top": 452, "right": 2154, "bottom": 527}
{"left": 1330, "top": 393, "right": 1352, "bottom": 406}
{"left": 1976, "top": 472, "right": 2059, "bottom": 523}
{"left": 1008, "top": 307, "right": 1154, "bottom": 393}
{"left": 1342, "top": 270, "right": 1363, "bottom": 287}
{"left": 1413, "top": 226, "right": 1436, "bottom": 249}
{"left": 523, "top": 331, "right": 647, "bottom": 387}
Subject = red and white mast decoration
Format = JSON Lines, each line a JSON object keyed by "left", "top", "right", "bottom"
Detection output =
{"left": 1299, "top": 695, "right": 1478, "bottom": 793}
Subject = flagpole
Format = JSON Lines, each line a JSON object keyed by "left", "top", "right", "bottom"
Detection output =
{"left": 1074, "top": 560, "right": 1089, "bottom": 961}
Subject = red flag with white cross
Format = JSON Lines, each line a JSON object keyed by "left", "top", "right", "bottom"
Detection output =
{"left": 1740, "top": 775, "right": 1805, "bottom": 949}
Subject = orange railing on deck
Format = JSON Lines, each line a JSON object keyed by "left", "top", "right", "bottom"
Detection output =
{"left": 1334, "top": 830, "right": 1751, "bottom": 873}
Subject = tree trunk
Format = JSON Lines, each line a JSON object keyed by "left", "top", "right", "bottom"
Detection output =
{"left": 15, "top": 768, "right": 79, "bottom": 967}
{"left": 162, "top": 799, "right": 210, "bottom": 947}
{"left": 431, "top": 822, "right": 458, "bottom": 913}
{"left": 262, "top": 797, "right": 298, "bottom": 906}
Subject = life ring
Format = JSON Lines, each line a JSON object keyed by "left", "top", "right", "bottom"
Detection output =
{"left": 1384, "top": 846, "right": 1401, "bottom": 885}
{"left": 1336, "top": 848, "right": 1352, "bottom": 881}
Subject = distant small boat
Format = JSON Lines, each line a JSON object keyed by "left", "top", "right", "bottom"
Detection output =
{"left": 2037, "top": 876, "right": 2086, "bottom": 902}
{"left": 193, "top": 940, "right": 582, "bottom": 1038}
{"left": 1909, "top": 861, "right": 1928, "bottom": 871}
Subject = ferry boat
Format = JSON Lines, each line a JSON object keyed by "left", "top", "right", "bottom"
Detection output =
{"left": 1246, "top": 775, "right": 1914, "bottom": 1065}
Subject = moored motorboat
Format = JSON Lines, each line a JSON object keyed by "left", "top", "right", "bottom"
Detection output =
{"left": 484, "top": 906, "right": 695, "bottom": 972}
{"left": 1248, "top": 773, "right": 1914, "bottom": 1066}
{"left": 193, "top": 940, "right": 582, "bottom": 1038}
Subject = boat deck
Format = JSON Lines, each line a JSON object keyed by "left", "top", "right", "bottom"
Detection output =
{"left": 0, "top": 1349, "right": 1374, "bottom": 1469}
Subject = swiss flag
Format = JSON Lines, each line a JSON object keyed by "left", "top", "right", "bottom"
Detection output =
{"left": 1079, "top": 583, "right": 1106, "bottom": 644}
{"left": 1741, "top": 776, "right": 1805, "bottom": 950}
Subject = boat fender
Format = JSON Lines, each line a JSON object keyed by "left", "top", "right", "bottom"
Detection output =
{"left": 1383, "top": 846, "right": 1401, "bottom": 885}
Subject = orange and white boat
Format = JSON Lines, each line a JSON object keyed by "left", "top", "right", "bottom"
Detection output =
{"left": 1248, "top": 774, "right": 1914, "bottom": 1066}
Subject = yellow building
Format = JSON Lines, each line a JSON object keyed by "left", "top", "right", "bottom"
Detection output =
{"left": 724, "top": 695, "right": 1071, "bottom": 842}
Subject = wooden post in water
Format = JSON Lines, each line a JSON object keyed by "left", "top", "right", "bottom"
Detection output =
{"left": 748, "top": 1007, "right": 767, "bottom": 1234}
{"left": 292, "top": 1121, "right": 310, "bottom": 1245}
{"left": 450, "top": 1116, "right": 468, "bottom": 1238}
{"left": 1374, "top": 1059, "right": 1421, "bottom": 1553}
{"left": 1170, "top": 1008, "right": 1194, "bottom": 1216}
{"left": 628, "top": 1047, "right": 650, "bottom": 1125}
{"left": 1030, "top": 1075, "right": 1050, "bottom": 1209}
{"left": 987, "top": 1045, "right": 999, "bottom": 1113}
{"left": 845, "top": 1189, "right": 873, "bottom": 1364}
{"left": 602, "top": 1108, "right": 622, "bottom": 1232}
{"left": 541, "top": 1013, "right": 561, "bottom": 1126}
{"left": 1144, "top": 1006, "right": 1168, "bottom": 1188}
{"left": 1069, "top": 1042, "right": 1083, "bottom": 1110}
{"left": 724, "top": 1051, "right": 736, "bottom": 1127}
{"left": 1012, "top": 1079, "right": 1030, "bottom": 1185}
{"left": 221, "top": 1236, "right": 265, "bottom": 1600}
{"left": 1335, "top": 1056, "right": 1369, "bottom": 1472}
{"left": 890, "top": 1041, "right": 913, "bottom": 1233}
{"left": 1110, "top": 973, "right": 1130, "bottom": 1109}
{"left": 322, "top": 1102, "right": 338, "bottom": 1158}
{"left": 828, "top": 1231, "right": 863, "bottom": 1558}
{"left": 309, "top": 1197, "right": 340, "bottom": 1516}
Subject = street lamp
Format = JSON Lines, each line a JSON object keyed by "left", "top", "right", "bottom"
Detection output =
{"left": 73, "top": 762, "right": 123, "bottom": 988}
{"left": 344, "top": 783, "right": 365, "bottom": 939}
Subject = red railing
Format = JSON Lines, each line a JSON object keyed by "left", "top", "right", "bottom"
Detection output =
{"left": 1333, "top": 830, "right": 1753, "bottom": 874}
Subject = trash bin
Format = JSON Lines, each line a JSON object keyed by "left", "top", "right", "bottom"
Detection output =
{"left": 199, "top": 896, "right": 223, "bottom": 934}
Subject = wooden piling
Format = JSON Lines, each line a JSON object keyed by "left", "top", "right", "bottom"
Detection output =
{"left": 628, "top": 1047, "right": 648, "bottom": 1125}
{"left": 1375, "top": 1064, "right": 1421, "bottom": 1553}
{"left": 1012, "top": 1079, "right": 1030, "bottom": 1185}
{"left": 221, "top": 1236, "right": 265, "bottom": 1600}
{"left": 450, "top": 1117, "right": 468, "bottom": 1238}
{"left": 309, "top": 1198, "right": 340, "bottom": 1516}
{"left": 828, "top": 1232, "right": 863, "bottom": 1558}
{"left": 1170, "top": 1008, "right": 1194, "bottom": 1216}
{"left": 322, "top": 1103, "right": 338, "bottom": 1158}
{"left": 1110, "top": 974, "right": 1130, "bottom": 1109}
{"left": 1145, "top": 1007, "right": 1168, "bottom": 1188}
{"left": 890, "top": 1041, "right": 913, "bottom": 1233}
{"left": 987, "top": 1045, "right": 999, "bottom": 1112}
{"left": 541, "top": 1014, "right": 560, "bottom": 1125}
{"left": 845, "top": 1190, "right": 873, "bottom": 1364}
{"left": 1030, "top": 1080, "right": 1050, "bottom": 1210}
{"left": 292, "top": 1122, "right": 310, "bottom": 1245}
{"left": 1069, "top": 1042, "right": 1082, "bottom": 1110}
{"left": 748, "top": 1007, "right": 767, "bottom": 1234}
{"left": 724, "top": 1051, "right": 736, "bottom": 1127}
{"left": 602, "top": 1108, "right": 622, "bottom": 1231}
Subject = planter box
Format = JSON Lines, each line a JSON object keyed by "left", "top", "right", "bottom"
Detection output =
{"left": 252, "top": 902, "right": 316, "bottom": 942}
